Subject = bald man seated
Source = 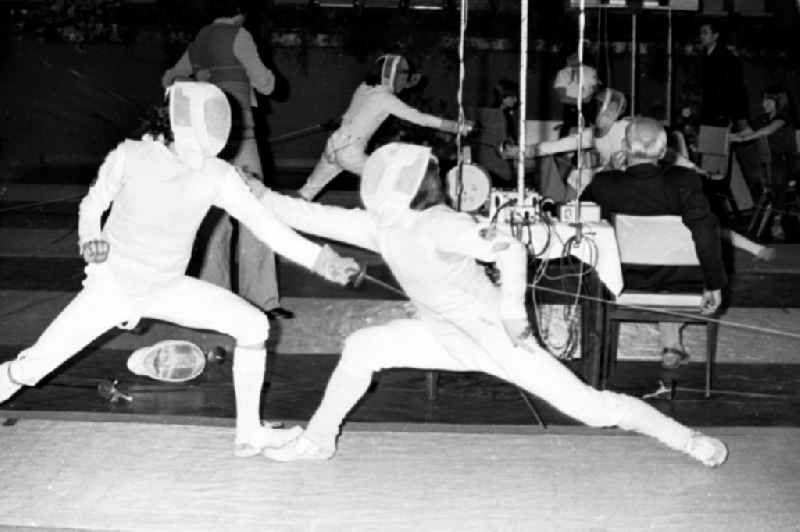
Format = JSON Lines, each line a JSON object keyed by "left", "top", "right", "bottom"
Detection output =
{"left": 581, "top": 116, "right": 727, "bottom": 369}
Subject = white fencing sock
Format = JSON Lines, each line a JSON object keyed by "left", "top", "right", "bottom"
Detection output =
{"left": 232, "top": 344, "right": 267, "bottom": 440}
{"left": 0, "top": 362, "right": 23, "bottom": 404}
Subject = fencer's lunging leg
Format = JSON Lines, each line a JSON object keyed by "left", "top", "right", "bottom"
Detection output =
{"left": 486, "top": 337, "right": 726, "bottom": 466}
{"left": 298, "top": 156, "right": 344, "bottom": 201}
{"left": 1, "top": 275, "right": 131, "bottom": 404}
{"left": 263, "top": 321, "right": 466, "bottom": 462}
{"left": 143, "top": 276, "right": 301, "bottom": 456}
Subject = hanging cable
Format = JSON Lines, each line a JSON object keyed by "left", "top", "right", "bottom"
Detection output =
{"left": 454, "top": 0, "right": 469, "bottom": 211}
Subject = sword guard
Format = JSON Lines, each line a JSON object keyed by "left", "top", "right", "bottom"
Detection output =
{"left": 348, "top": 264, "right": 367, "bottom": 289}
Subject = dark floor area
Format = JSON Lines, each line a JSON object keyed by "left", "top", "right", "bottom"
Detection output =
{"left": 1, "top": 346, "right": 798, "bottom": 428}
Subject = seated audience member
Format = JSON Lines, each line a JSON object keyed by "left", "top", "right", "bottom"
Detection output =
{"left": 581, "top": 117, "right": 727, "bottom": 369}
{"left": 730, "top": 85, "right": 798, "bottom": 241}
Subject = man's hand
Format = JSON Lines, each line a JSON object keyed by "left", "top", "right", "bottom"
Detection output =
{"left": 460, "top": 120, "right": 476, "bottom": 136}
{"left": 700, "top": 289, "right": 722, "bottom": 315}
{"left": 81, "top": 239, "right": 110, "bottom": 264}
{"left": 502, "top": 318, "right": 534, "bottom": 347}
{"left": 497, "top": 140, "right": 520, "bottom": 160}
{"left": 312, "top": 244, "right": 361, "bottom": 286}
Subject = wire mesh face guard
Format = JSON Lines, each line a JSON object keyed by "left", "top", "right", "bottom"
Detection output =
{"left": 595, "top": 88, "right": 627, "bottom": 120}
{"left": 360, "top": 143, "right": 432, "bottom": 216}
{"left": 378, "top": 54, "right": 412, "bottom": 93}
{"left": 167, "top": 81, "right": 232, "bottom": 161}
{"left": 127, "top": 340, "right": 207, "bottom": 383}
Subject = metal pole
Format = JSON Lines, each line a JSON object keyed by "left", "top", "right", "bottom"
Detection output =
{"left": 666, "top": 7, "right": 673, "bottom": 125}
{"left": 575, "top": 0, "right": 587, "bottom": 224}
{"left": 517, "top": 0, "right": 528, "bottom": 204}
{"left": 630, "top": 12, "right": 637, "bottom": 115}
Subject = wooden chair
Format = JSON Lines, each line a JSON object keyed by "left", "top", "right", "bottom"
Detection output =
{"left": 602, "top": 215, "right": 720, "bottom": 397}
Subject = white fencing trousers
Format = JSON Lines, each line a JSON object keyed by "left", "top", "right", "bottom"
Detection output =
{"left": 298, "top": 130, "right": 368, "bottom": 201}
{"left": 304, "top": 318, "right": 694, "bottom": 452}
{"left": 10, "top": 271, "right": 269, "bottom": 387}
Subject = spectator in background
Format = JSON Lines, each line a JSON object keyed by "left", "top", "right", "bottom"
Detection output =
{"left": 553, "top": 45, "right": 600, "bottom": 138}
{"left": 698, "top": 20, "right": 749, "bottom": 131}
{"left": 162, "top": 0, "right": 293, "bottom": 320}
{"left": 581, "top": 117, "right": 727, "bottom": 369}
{"left": 730, "top": 85, "right": 798, "bottom": 241}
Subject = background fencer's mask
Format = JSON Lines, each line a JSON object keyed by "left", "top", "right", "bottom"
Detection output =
{"left": 595, "top": 88, "right": 627, "bottom": 120}
{"left": 360, "top": 143, "right": 432, "bottom": 221}
{"left": 377, "top": 54, "right": 419, "bottom": 93}
{"left": 166, "top": 81, "right": 232, "bottom": 168}
{"left": 127, "top": 340, "right": 207, "bottom": 383}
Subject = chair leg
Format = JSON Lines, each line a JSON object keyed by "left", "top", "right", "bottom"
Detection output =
{"left": 603, "top": 319, "right": 620, "bottom": 390}
{"left": 705, "top": 323, "right": 719, "bottom": 398}
{"left": 426, "top": 371, "right": 439, "bottom": 402}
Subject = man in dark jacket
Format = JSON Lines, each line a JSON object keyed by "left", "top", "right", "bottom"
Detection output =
{"left": 698, "top": 20, "right": 749, "bottom": 130}
{"left": 581, "top": 117, "right": 726, "bottom": 369}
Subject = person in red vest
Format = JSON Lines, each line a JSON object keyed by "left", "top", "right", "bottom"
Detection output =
{"left": 162, "top": 0, "right": 293, "bottom": 320}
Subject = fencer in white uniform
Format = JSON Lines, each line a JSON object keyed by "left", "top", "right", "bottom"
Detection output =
{"left": 297, "top": 54, "right": 473, "bottom": 201}
{"left": 502, "top": 89, "right": 772, "bottom": 260}
{"left": 245, "top": 142, "right": 728, "bottom": 467}
{"left": 0, "top": 81, "right": 358, "bottom": 457}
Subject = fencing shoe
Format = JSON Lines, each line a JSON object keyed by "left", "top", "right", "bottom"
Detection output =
{"left": 685, "top": 432, "right": 728, "bottom": 467}
{"left": 234, "top": 424, "right": 303, "bottom": 458}
{"left": 262, "top": 433, "right": 335, "bottom": 462}
{"left": 0, "top": 362, "right": 22, "bottom": 404}
{"left": 127, "top": 340, "right": 206, "bottom": 383}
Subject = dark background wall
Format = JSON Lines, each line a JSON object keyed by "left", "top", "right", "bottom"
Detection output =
{"left": 0, "top": 1, "right": 797, "bottom": 181}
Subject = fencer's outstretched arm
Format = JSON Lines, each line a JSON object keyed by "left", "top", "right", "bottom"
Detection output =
{"left": 254, "top": 186, "right": 380, "bottom": 253}
{"left": 78, "top": 144, "right": 127, "bottom": 251}
{"left": 501, "top": 131, "right": 594, "bottom": 159}
{"left": 216, "top": 170, "right": 340, "bottom": 271}
{"left": 532, "top": 131, "right": 595, "bottom": 157}
{"left": 380, "top": 92, "right": 469, "bottom": 134}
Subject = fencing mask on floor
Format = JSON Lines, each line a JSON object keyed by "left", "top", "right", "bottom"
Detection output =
{"left": 127, "top": 340, "right": 206, "bottom": 383}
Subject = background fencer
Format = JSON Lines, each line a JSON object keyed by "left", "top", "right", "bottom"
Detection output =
{"left": 297, "top": 54, "right": 474, "bottom": 201}
{"left": 500, "top": 87, "right": 773, "bottom": 260}
{"left": 244, "top": 142, "right": 729, "bottom": 467}
{"left": 0, "top": 81, "right": 359, "bottom": 457}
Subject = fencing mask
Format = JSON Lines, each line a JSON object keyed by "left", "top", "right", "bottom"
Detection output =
{"left": 595, "top": 88, "right": 627, "bottom": 120}
{"left": 166, "top": 81, "right": 232, "bottom": 168}
{"left": 360, "top": 142, "right": 432, "bottom": 220}
{"left": 127, "top": 340, "right": 207, "bottom": 383}
{"left": 377, "top": 54, "right": 419, "bottom": 93}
